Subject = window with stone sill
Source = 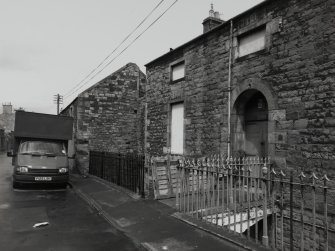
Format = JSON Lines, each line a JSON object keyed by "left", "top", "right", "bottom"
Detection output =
{"left": 171, "top": 61, "right": 185, "bottom": 82}
{"left": 237, "top": 27, "right": 266, "bottom": 58}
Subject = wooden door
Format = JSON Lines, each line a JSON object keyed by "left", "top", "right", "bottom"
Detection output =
{"left": 245, "top": 121, "right": 267, "bottom": 157}
{"left": 245, "top": 121, "right": 267, "bottom": 180}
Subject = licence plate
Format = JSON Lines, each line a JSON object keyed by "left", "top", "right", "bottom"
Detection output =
{"left": 35, "top": 177, "right": 52, "bottom": 181}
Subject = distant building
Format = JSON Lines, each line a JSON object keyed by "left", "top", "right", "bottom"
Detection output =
{"left": 0, "top": 103, "right": 15, "bottom": 133}
{"left": 0, "top": 103, "right": 15, "bottom": 152}
{"left": 61, "top": 63, "right": 146, "bottom": 174}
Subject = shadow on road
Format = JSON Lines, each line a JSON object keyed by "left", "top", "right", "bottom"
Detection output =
{"left": 13, "top": 183, "right": 70, "bottom": 192}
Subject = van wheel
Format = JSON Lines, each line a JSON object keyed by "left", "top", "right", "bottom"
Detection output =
{"left": 12, "top": 181, "right": 20, "bottom": 189}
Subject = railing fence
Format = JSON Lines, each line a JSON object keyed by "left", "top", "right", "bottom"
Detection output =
{"left": 89, "top": 151, "right": 145, "bottom": 197}
{"left": 176, "top": 156, "right": 334, "bottom": 251}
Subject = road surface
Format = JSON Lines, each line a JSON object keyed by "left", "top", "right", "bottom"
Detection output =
{"left": 0, "top": 153, "right": 140, "bottom": 251}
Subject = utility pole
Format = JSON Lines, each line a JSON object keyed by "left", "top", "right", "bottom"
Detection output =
{"left": 53, "top": 94, "right": 63, "bottom": 115}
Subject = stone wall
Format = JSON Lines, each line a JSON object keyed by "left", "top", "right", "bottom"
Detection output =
{"left": 145, "top": 0, "right": 335, "bottom": 248}
{"left": 146, "top": 35, "right": 229, "bottom": 157}
{"left": 231, "top": 0, "right": 335, "bottom": 178}
{"left": 61, "top": 99, "right": 78, "bottom": 172}
{"left": 146, "top": 0, "right": 335, "bottom": 175}
{"left": 62, "top": 63, "right": 146, "bottom": 174}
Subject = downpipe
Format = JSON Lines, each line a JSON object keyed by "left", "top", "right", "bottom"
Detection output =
{"left": 227, "top": 20, "right": 233, "bottom": 157}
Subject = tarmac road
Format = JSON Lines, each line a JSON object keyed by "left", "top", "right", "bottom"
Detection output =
{"left": 0, "top": 153, "right": 140, "bottom": 251}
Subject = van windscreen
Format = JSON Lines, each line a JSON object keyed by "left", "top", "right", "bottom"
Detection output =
{"left": 19, "top": 141, "right": 66, "bottom": 156}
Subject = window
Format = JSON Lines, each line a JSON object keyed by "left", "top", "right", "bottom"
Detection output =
{"left": 171, "top": 62, "right": 185, "bottom": 81}
{"left": 170, "top": 103, "right": 184, "bottom": 154}
{"left": 238, "top": 27, "right": 266, "bottom": 57}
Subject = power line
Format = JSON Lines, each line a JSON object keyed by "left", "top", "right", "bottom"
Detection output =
{"left": 64, "top": 0, "right": 179, "bottom": 101}
{"left": 63, "top": 0, "right": 165, "bottom": 99}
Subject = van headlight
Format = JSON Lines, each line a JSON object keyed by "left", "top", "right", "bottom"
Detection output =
{"left": 59, "top": 168, "right": 68, "bottom": 173}
{"left": 17, "top": 166, "right": 29, "bottom": 173}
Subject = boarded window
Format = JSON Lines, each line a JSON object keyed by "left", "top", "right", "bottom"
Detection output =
{"left": 171, "top": 103, "right": 184, "bottom": 154}
{"left": 238, "top": 28, "right": 266, "bottom": 57}
{"left": 171, "top": 62, "right": 185, "bottom": 81}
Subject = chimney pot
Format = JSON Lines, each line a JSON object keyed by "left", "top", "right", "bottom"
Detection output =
{"left": 202, "top": 5, "right": 224, "bottom": 33}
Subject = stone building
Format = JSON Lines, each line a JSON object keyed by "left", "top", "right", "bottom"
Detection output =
{"left": 61, "top": 63, "right": 146, "bottom": 174}
{"left": 145, "top": 0, "right": 335, "bottom": 175}
{"left": 144, "top": 1, "right": 335, "bottom": 249}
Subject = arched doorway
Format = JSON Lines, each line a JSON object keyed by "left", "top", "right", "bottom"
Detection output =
{"left": 231, "top": 90, "right": 268, "bottom": 158}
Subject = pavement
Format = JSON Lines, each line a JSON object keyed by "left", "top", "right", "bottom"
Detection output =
{"left": 70, "top": 174, "right": 270, "bottom": 251}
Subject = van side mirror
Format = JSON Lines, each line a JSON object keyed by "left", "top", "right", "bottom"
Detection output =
{"left": 7, "top": 151, "right": 14, "bottom": 157}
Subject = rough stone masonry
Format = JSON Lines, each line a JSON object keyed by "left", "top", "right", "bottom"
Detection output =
{"left": 145, "top": 0, "right": 335, "bottom": 249}
{"left": 62, "top": 63, "right": 146, "bottom": 174}
{"left": 145, "top": 0, "right": 335, "bottom": 177}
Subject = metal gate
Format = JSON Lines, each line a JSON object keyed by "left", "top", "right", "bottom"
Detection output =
{"left": 89, "top": 151, "right": 145, "bottom": 197}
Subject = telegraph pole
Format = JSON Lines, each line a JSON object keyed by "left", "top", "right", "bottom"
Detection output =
{"left": 53, "top": 94, "right": 63, "bottom": 115}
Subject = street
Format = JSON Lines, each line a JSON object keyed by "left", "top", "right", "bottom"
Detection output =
{"left": 0, "top": 154, "right": 140, "bottom": 251}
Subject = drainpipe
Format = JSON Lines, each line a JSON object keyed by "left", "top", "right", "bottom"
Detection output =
{"left": 144, "top": 72, "right": 149, "bottom": 198}
{"left": 227, "top": 20, "right": 233, "bottom": 157}
{"left": 144, "top": 72, "right": 148, "bottom": 160}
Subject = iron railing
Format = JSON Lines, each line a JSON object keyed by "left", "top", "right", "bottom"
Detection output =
{"left": 89, "top": 151, "right": 145, "bottom": 197}
{"left": 176, "top": 156, "right": 334, "bottom": 251}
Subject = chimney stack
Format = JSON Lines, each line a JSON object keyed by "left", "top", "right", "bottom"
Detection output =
{"left": 202, "top": 4, "right": 224, "bottom": 33}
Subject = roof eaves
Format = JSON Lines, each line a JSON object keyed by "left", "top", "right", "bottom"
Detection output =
{"left": 145, "top": 0, "right": 269, "bottom": 67}
{"left": 78, "top": 62, "right": 141, "bottom": 97}
{"left": 60, "top": 97, "right": 78, "bottom": 114}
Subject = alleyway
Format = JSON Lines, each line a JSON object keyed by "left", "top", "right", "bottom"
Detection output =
{"left": 0, "top": 154, "right": 140, "bottom": 251}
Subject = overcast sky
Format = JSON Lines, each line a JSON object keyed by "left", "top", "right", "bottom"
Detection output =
{"left": 0, "top": 0, "right": 263, "bottom": 114}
